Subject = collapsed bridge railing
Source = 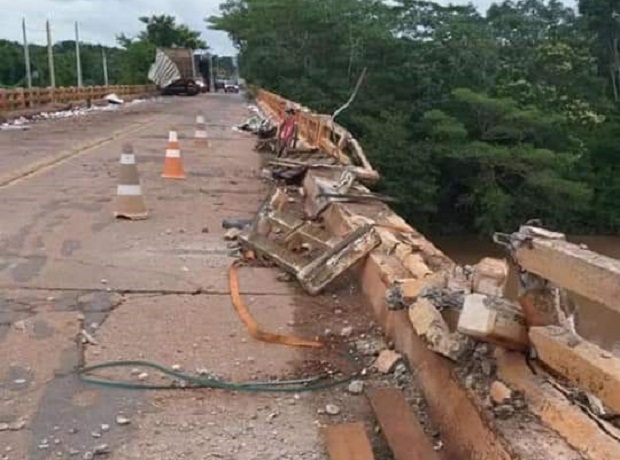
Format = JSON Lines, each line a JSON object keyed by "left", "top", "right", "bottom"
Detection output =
{"left": 254, "top": 89, "right": 380, "bottom": 184}
{"left": 237, "top": 89, "right": 620, "bottom": 460}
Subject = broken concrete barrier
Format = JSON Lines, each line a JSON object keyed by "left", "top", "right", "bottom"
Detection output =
{"left": 458, "top": 293, "right": 529, "bottom": 351}
{"left": 472, "top": 257, "right": 508, "bottom": 297}
{"left": 409, "top": 298, "right": 472, "bottom": 361}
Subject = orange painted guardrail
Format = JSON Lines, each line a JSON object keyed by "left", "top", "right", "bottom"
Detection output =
{"left": 255, "top": 89, "right": 380, "bottom": 183}
{"left": 0, "top": 85, "right": 156, "bottom": 112}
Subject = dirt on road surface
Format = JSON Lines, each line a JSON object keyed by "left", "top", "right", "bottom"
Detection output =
{"left": 0, "top": 95, "right": 440, "bottom": 460}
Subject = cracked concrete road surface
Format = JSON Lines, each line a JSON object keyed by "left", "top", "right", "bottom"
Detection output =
{"left": 0, "top": 95, "right": 405, "bottom": 460}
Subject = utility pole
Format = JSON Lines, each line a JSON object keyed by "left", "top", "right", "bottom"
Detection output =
{"left": 75, "top": 21, "right": 83, "bottom": 87}
{"left": 209, "top": 53, "right": 215, "bottom": 93}
{"left": 102, "top": 48, "right": 109, "bottom": 86}
{"left": 46, "top": 20, "right": 56, "bottom": 88}
{"left": 191, "top": 49, "right": 198, "bottom": 79}
{"left": 22, "top": 18, "right": 32, "bottom": 89}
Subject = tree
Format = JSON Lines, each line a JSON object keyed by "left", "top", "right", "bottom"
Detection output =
{"left": 116, "top": 15, "right": 207, "bottom": 85}
{"left": 118, "top": 15, "right": 206, "bottom": 49}
{"left": 579, "top": 0, "right": 620, "bottom": 101}
{"left": 208, "top": 0, "right": 620, "bottom": 235}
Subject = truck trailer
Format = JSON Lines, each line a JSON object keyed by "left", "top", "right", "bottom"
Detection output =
{"left": 148, "top": 48, "right": 205, "bottom": 96}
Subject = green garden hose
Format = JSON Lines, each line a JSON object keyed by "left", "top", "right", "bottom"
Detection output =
{"left": 78, "top": 357, "right": 360, "bottom": 393}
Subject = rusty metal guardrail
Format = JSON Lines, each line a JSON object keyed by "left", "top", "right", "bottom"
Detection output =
{"left": 255, "top": 89, "right": 380, "bottom": 184}
{"left": 0, "top": 85, "right": 156, "bottom": 112}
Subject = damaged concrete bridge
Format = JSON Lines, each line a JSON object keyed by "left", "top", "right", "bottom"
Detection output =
{"left": 0, "top": 89, "right": 619, "bottom": 460}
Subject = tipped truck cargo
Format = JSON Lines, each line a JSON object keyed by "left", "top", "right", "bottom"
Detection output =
{"left": 148, "top": 48, "right": 204, "bottom": 96}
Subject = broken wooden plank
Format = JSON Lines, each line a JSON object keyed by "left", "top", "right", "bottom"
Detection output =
{"left": 298, "top": 224, "right": 381, "bottom": 295}
{"left": 324, "top": 423, "right": 375, "bottom": 460}
{"left": 267, "top": 210, "right": 332, "bottom": 249}
{"left": 530, "top": 326, "right": 620, "bottom": 415}
{"left": 239, "top": 232, "right": 307, "bottom": 274}
{"left": 514, "top": 237, "right": 620, "bottom": 315}
{"left": 368, "top": 388, "right": 441, "bottom": 460}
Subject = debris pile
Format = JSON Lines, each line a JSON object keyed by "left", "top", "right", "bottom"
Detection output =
{"left": 0, "top": 97, "right": 149, "bottom": 130}
{"left": 236, "top": 92, "right": 620, "bottom": 457}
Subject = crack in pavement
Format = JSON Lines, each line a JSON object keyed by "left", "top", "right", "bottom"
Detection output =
{"left": 0, "top": 286, "right": 294, "bottom": 296}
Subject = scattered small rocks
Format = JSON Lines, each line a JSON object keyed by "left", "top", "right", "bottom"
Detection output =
{"left": 202, "top": 226, "right": 210, "bottom": 233}
{"left": 0, "top": 420, "right": 24, "bottom": 432}
{"left": 68, "top": 448, "right": 80, "bottom": 457}
{"left": 93, "top": 444, "right": 110, "bottom": 455}
{"left": 493, "top": 404, "right": 515, "bottom": 420}
{"left": 171, "top": 364, "right": 182, "bottom": 371}
{"left": 325, "top": 404, "right": 341, "bottom": 416}
{"left": 489, "top": 380, "right": 512, "bottom": 405}
{"left": 115, "top": 415, "right": 131, "bottom": 426}
{"left": 138, "top": 372, "right": 149, "bottom": 381}
{"left": 100, "top": 424, "right": 110, "bottom": 432}
{"left": 373, "top": 349, "right": 403, "bottom": 374}
{"left": 480, "top": 360, "right": 495, "bottom": 377}
{"left": 347, "top": 380, "right": 365, "bottom": 395}
{"left": 393, "top": 362, "right": 410, "bottom": 386}
{"left": 355, "top": 338, "right": 385, "bottom": 357}
{"left": 340, "top": 326, "right": 354, "bottom": 338}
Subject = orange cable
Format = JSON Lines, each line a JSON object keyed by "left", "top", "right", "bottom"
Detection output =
{"left": 228, "top": 261, "right": 323, "bottom": 349}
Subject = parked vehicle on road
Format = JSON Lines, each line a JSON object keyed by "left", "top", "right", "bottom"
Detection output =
{"left": 148, "top": 48, "right": 205, "bottom": 96}
{"left": 224, "top": 82, "right": 240, "bottom": 93}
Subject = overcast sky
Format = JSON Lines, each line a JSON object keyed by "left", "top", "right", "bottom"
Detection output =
{"left": 0, "top": 0, "right": 577, "bottom": 56}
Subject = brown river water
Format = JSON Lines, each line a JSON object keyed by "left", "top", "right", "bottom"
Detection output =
{"left": 433, "top": 235, "right": 620, "bottom": 354}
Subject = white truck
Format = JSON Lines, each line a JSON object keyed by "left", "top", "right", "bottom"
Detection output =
{"left": 148, "top": 48, "right": 204, "bottom": 96}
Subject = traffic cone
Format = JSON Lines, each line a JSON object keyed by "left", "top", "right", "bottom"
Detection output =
{"left": 194, "top": 114, "right": 209, "bottom": 146}
{"left": 161, "top": 129, "right": 186, "bottom": 179}
{"left": 114, "top": 143, "right": 148, "bottom": 220}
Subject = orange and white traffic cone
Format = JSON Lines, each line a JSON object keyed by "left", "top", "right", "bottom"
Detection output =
{"left": 114, "top": 143, "right": 148, "bottom": 220}
{"left": 161, "top": 129, "right": 186, "bottom": 179}
{"left": 194, "top": 114, "right": 209, "bottom": 146}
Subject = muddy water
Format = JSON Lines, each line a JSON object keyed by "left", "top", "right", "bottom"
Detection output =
{"left": 434, "top": 235, "right": 620, "bottom": 354}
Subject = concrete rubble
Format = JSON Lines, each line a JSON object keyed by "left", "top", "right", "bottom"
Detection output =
{"left": 245, "top": 91, "right": 620, "bottom": 458}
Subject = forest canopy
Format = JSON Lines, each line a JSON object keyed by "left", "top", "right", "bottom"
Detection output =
{"left": 209, "top": 0, "right": 620, "bottom": 236}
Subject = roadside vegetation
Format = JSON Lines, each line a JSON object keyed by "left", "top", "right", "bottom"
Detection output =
{"left": 0, "top": 16, "right": 224, "bottom": 88}
{"left": 210, "top": 0, "right": 620, "bottom": 236}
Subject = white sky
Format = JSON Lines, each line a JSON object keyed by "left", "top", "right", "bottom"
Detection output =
{"left": 0, "top": 0, "right": 577, "bottom": 56}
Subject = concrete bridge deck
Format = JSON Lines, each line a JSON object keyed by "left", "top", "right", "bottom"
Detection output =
{"left": 1, "top": 92, "right": 619, "bottom": 460}
{"left": 0, "top": 94, "right": 412, "bottom": 460}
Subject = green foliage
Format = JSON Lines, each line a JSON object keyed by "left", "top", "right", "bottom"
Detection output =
{"left": 0, "top": 16, "right": 207, "bottom": 88}
{"left": 210, "top": 0, "right": 620, "bottom": 235}
{"left": 0, "top": 39, "right": 126, "bottom": 87}
{"left": 116, "top": 15, "right": 207, "bottom": 84}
